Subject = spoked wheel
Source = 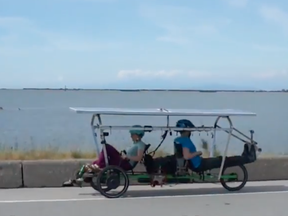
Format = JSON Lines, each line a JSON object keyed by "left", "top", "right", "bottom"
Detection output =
{"left": 96, "top": 165, "right": 129, "bottom": 199}
{"left": 220, "top": 164, "right": 248, "bottom": 191}
{"left": 89, "top": 174, "right": 99, "bottom": 191}
{"left": 90, "top": 174, "right": 113, "bottom": 192}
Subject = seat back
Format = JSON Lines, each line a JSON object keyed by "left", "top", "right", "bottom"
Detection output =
{"left": 174, "top": 142, "right": 184, "bottom": 157}
{"left": 130, "top": 144, "right": 151, "bottom": 169}
{"left": 174, "top": 142, "right": 186, "bottom": 168}
{"left": 144, "top": 144, "right": 151, "bottom": 153}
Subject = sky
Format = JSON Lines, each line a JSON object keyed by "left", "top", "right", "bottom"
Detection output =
{"left": 1, "top": 0, "right": 288, "bottom": 90}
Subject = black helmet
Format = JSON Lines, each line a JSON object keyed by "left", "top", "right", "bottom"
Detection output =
{"left": 175, "top": 119, "right": 195, "bottom": 132}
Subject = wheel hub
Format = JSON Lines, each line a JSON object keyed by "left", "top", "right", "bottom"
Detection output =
{"left": 106, "top": 173, "right": 120, "bottom": 189}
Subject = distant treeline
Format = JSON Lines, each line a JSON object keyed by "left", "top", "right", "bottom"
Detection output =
{"left": 0, "top": 88, "right": 288, "bottom": 92}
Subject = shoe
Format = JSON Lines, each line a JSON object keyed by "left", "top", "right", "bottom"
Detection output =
{"left": 75, "top": 178, "right": 84, "bottom": 187}
{"left": 62, "top": 179, "right": 75, "bottom": 187}
{"left": 248, "top": 145, "right": 257, "bottom": 162}
{"left": 241, "top": 143, "right": 249, "bottom": 157}
{"left": 242, "top": 143, "right": 257, "bottom": 162}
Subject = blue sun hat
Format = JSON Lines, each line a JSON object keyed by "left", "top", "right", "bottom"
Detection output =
{"left": 129, "top": 125, "right": 145, "bottom": 138}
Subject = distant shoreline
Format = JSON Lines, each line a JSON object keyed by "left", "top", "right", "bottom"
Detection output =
{"left": 0, "top": 88, "right": 287, "bottom": 93}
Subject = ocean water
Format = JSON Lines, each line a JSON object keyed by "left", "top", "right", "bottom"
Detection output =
{"left": 0, "top": 90, "right": 287, "bottom": 155}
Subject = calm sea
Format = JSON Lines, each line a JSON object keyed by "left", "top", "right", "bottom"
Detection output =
{"left": 0, "top": 90, "right": 287, "bottom": 155}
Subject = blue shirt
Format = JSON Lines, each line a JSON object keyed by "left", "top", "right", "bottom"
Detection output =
{"left": 174, "top": 136, "right": 202, "bottom": 168}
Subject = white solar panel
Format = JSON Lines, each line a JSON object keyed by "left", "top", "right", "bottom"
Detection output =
{"left": 69, "top": 107, "right": 256, "bottom": 117}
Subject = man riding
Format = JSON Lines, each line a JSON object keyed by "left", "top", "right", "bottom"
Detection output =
{"left": 173, "top": 119, "right": 257, "bottom": 172}
{"left": 174, "top": 119, "right": 203, "bottom": 169}
{"left": 144, "top": 118, "right": 257, "bottom": 175}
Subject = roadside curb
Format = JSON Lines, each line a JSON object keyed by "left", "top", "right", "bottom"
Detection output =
{"left": 0, "top": 158, "right": 287, "bottom": 188}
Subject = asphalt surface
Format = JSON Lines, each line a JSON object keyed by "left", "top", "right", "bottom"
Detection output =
{"left": 1, "top": 181, "right": 288, "bottom": 216}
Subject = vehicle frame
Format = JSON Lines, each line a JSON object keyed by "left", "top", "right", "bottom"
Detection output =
{"left": 69, "top": 107, "right": 261, "bottom": 198}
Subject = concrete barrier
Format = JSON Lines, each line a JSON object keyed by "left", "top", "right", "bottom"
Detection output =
{"left": 246, "top": 158, "right": 288, "bottom": 181}
{"left": 1, "top": 158, "right": 288, "bottom": 188}
{"left": 22, "top": 159, "right": 91, "bottom": 188}
{"left": 0, "top": 161, "right": 23, "bottom": 188}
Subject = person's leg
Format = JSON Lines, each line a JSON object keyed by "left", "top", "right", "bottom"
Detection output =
{"left": 200, "top": 157, "right": 222, "bottom": 171}
{"left": 192, "top": 155, "right": 252, "bottom": 172}
{"left": 74, "top": 144, "right": 122, "bottom": 186}
{"left": 186, "top": 157, "right": 221, "bottom": 172}
{"left": 145, "top": 154, "right": 177, "bottom": 175}
{"left": 161, "top": 155, "right": 178, "bottom": 174}
{"left": 93, "top": 144, "right": 122, "bottom": 168}
{"left": 119, "top": 159, "right": 133, "bottom": 171}
{"left": 186, "top": 143, "right": 257, "bottom": 173}
{"left": 222, "top": 156, "right": 245, "bottom": 167}
{"left": 223, "top": 143, "right": 257, "bottom": 167}
{"left": 201, "top": 143, "right": 257, "bottom": 171}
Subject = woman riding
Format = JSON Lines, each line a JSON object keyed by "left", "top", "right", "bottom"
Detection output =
{"left": 65, "top": 125, "right": 147, "bottom": 187}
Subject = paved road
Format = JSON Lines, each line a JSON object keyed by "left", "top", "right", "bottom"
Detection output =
{"left": 1, "top": 181, "right": 288, "bottom": 216}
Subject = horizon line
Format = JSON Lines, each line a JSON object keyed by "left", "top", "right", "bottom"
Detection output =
{"left": 0, "top": 87, "right": 288, "bottom": 92}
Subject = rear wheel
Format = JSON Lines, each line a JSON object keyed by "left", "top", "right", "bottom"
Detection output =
{"left": 220, "top": 164, "right": 248, "bottom": 191}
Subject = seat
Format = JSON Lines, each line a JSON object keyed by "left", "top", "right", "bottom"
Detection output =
{"left": 174, "top": 142, "right": 202, "bottom": 173}
{"left": 138, "top": 143, "right": 151, "bottom": 164}
{"left": 174, "top": 143, "right": 189, "bottom": 172}
{"left": 174, "top": 142, "right": 222, "bottom": 173}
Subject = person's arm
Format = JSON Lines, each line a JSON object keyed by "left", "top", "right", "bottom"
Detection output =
{"left": 126, "top": 148, "right": 145, "bottom": 162}
{"left": 182, "top": 147, "right": 202, "bottom": 160}
{"left": 122, "top": 143, "right": 145, "bottom": 162}
{"left": 180, "top": 138, "right": 202, "bottom": 160}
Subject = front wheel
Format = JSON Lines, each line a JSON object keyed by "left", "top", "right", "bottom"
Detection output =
{"left": 220, "top": 164, "right": 248, "bottom": 191}
{"left": 90, "top": 174, "right": 99, "bottom": 191}
{"left": 96, "top": 165, "right": 129, "bottom": 198}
